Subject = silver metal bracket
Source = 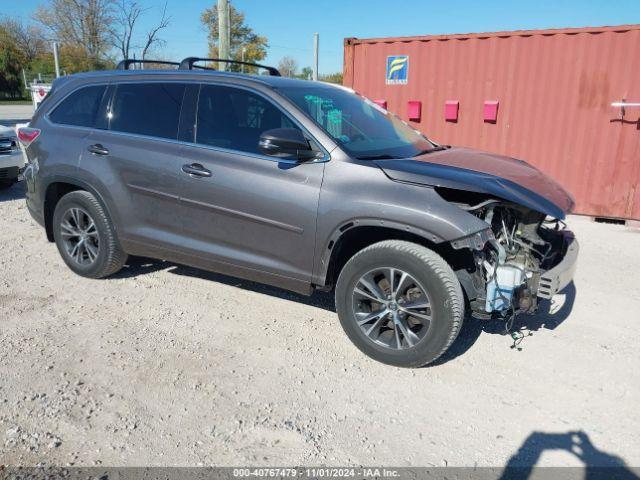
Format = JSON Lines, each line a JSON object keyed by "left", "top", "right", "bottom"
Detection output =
{"left": 611, "top": 99, "right": 640, "bottom": 120}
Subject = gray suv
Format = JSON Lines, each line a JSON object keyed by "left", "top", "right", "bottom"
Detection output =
{"left": 18, "top": 58, "right": 578, "bottom": 367}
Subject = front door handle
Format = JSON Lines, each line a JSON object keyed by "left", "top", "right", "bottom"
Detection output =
{"left": 182, "top": 163, "right": 212, "bottom": 178}
{"left": 87, "top": 144, "right": 109, "bottom": 156}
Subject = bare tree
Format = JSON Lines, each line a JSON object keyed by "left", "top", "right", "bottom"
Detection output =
{"left": 278, "top": 56, "right": 298, "bottom": 78}
{"left": 141, "top": 3, "right": 170, "bottom": 60}
{"left": 113, "top": 0, "right": 143, "bottom": 59}
{"left": 112, "top": 0, "right": 170, "bottom": 61}
{"left": 33, "top": 0, "right": 116, "bottom": 64}
{"left": 0, "top": 19, "right": 46, "bottom": 64}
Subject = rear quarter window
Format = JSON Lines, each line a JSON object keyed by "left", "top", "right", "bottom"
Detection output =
{"left": 49, "top": 85, "right": 107, "bottom": 127}
{"left": 109, "top": 83, "right": 186, "bottom": 140}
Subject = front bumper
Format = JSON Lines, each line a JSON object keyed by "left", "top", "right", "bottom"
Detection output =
{"left": 0, "top": 150, "right": 23, "bottom": 168}
{"left": 537, "top": 233, "right": 579, "bottom": 299}
{"left": 0, "top": 150, "right": 24, "bottom": 181}
{"left": 0, "top": 166, "right": 20, "bottom": 182}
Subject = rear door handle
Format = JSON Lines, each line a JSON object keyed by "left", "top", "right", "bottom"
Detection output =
{"left": 182, "top": 163, "right": 212, "bottom": 178}
{"left": 87, "top": 144, "right": 109, "bottom": 156}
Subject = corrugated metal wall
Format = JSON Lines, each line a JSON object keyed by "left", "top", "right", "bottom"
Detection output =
{"left": 344, "top": 25, "right": 640, "bottom": 219}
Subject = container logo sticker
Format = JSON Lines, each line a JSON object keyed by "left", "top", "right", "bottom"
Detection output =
{"left": 386, "top": 55, "right": 408, "bottom": 85}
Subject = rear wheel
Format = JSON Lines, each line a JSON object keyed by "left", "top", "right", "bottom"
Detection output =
{"left": 52, "top": 191, "right": 127, "bottom": 278}
{"left": 335, "top": 240, "right": 464, "bottom": 367}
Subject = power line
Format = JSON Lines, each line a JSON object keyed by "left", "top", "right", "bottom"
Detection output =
{"left": 268, "top": 44, "right": 341, "bottom": 54}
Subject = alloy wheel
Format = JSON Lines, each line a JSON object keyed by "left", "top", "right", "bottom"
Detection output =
{"left": 59, "top": 207, "right": 100, "bottom": 266}
{"left": 352, "top": 267, "right": 432, "bottom": 350}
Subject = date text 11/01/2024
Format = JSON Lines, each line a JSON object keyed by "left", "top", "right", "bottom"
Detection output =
{"left": 232, "top": 467, "right": 401, "bottom": 477}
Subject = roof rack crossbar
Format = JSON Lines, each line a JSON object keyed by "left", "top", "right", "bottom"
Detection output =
{"left": 178, "top": 57, "right": 281, "bottom": 76}
{"left": 116, "top": 59, "right": 181, "bottom": 70}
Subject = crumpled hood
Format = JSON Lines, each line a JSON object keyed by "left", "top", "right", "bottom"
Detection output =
{"left": 374, "top": 147, "right": 575, "bottom": 219}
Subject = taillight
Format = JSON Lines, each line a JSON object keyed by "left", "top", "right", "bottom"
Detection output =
{"left": 17, "top": 127, "right": 41, "bottom": 147}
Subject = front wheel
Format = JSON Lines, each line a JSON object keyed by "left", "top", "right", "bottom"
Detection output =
{"left": 335, "top": 240, "right": 464, "bottom": 367}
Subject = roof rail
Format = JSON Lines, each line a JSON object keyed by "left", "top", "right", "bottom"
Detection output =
{"left": 178, "top": 57, "right": 281, "bottom": 76}
{"left": 116, "top": 59, "right": 180, "bottom": 70}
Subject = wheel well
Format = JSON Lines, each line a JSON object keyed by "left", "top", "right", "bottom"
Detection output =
{"left": 323, "top": 226, "right": 474, "bottom": 289}
{"left": 44, "top": 182, "right": 84, "bottom": 241}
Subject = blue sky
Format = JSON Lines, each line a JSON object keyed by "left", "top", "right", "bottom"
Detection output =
{"left": 6, "top": 0, "right": 640, "bottom": 74}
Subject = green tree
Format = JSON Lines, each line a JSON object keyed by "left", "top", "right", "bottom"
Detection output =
{"left": 0, "top": 18, "right": 46, "bottom": 65}
{"left": 297, "top": 66, "right": 313, "bottom": 80}
{"left": 200, "top": 2, "right": 268, "bottom": 72}
{"left": 33, "top": 0, "right": 115, "bottom": 69}
{"left": 320, "top": 72, "right": 343, "bottom": 85}
{"left": 0, "top": 27, "right": 25, "bottom": 99}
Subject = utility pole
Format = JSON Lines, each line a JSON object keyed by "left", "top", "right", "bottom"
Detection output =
{"left": 312, "top": 32, "right": 319, "bottom": 81}
{"left": 218, "top": 0, "right": 230, "bottom": 71}
{"left": 52, "top": 42, "right": 61, "bottom": 78}
{"left": 241, "top": 46, "right": 246, "bottom": 73}
{"left": 22, "top": 68, "right": 29, "bottom": 90}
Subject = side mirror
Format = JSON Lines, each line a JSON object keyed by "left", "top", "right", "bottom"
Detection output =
{"left": 259, "top": 128, "right": 320, "bottom": 161}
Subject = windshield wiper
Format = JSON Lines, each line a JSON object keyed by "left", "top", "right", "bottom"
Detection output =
{"left": 412, "top": 145, "right": 449, "bottom": 157}
{"left": 355, "top": 154, "right": 402, "bottom": 160}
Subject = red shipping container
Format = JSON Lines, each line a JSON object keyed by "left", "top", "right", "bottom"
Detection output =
{"left": 343, "top": 25, "right": 640, "bottom": 220}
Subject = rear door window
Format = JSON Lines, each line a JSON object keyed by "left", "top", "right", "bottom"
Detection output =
{"left": 109, "top": 83, "right": 186, "bottom": 140}
{"left": 196, "top": 84, "right": 298, "bottom": 155}
{"left": 49, "top": 85, "right": 107, "bottom": 127}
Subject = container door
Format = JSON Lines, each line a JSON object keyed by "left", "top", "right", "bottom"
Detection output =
{"left": 610, "top": 97, "right": 640, "bottom": 219}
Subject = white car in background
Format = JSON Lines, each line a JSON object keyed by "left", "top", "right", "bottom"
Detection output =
{"left": 0, "top": 125, "right": 23, "bottom": 190}
{"left": 30, "top": 83, "right": 52, "bottom": 110}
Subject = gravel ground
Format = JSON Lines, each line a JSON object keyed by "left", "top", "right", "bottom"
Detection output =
{"left": 1, "top": 181, "right": 639, "bottom": 467}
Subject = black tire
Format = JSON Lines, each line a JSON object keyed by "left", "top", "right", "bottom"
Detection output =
{"left": 335, "top": 240, "right": 464, "bottom": 368}
{"left": 0, "top": 179, "right": 16, "bottom": 190}
{"left": 52, "top": 190, "right": 127, "bottom": 278}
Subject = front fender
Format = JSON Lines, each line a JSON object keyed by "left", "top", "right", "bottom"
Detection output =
{"left": 311, "top": 158, "right": 490, "bottom": 285}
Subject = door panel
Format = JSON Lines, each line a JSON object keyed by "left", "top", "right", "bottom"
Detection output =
{"left": 79, "top": 131, "right": 185, "bottom": 245}
{"left": 32, "top": 84, "right": 108, "bottom": 200}
{"left": 178, "top": 145, "right": 325, "bottom": 282}
{"left": 174, "top": 83, "right": 326, "bottom": 283}
{"left": 77, "top": 82, "right": 188, "bottom": 248}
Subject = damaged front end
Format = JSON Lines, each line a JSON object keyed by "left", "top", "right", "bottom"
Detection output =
{"left": 373, "top": 146, "right": 579, "bottom": 319}
{"left": 449, "top": 195, "right": 579, "bottom": 319}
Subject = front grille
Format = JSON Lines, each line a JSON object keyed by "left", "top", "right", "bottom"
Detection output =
{"left": 0, "top": 167, "right": 19, "bottom": 179}
{"left": 0, "top": 137, "right": 17, "bottom": 154}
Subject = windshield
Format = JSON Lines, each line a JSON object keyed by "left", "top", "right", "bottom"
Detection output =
{"left": 278, "top": 85, "right": 435, "bottom": 159}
